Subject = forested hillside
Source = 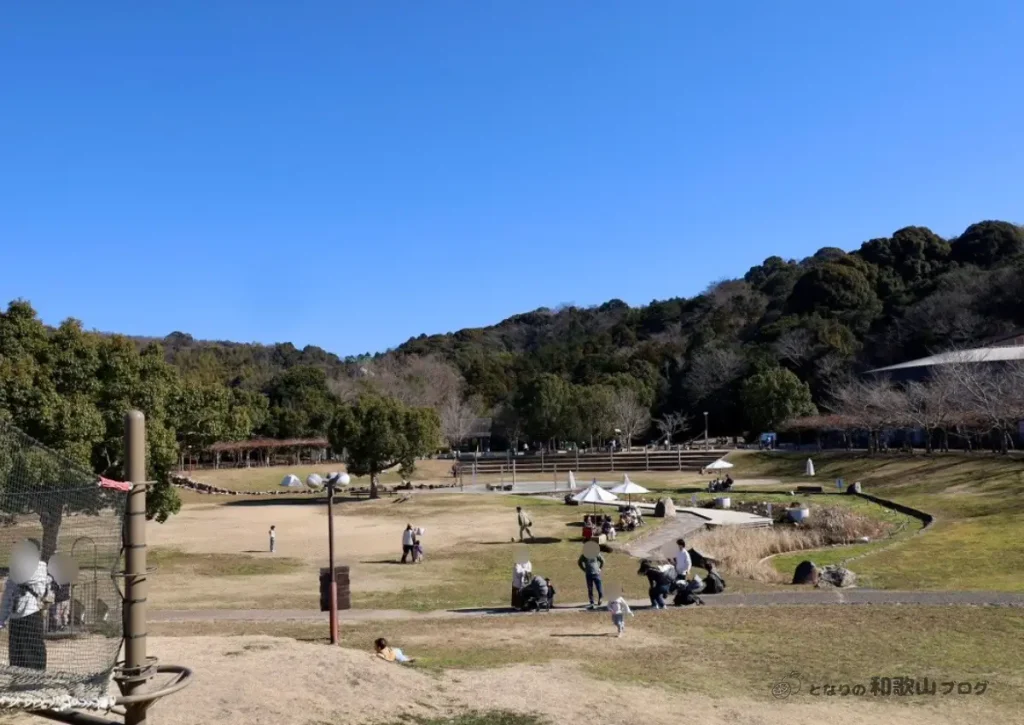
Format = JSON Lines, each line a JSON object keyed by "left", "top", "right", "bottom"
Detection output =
{"left": 4, "top": 219, "right": 1024, "bottom": 468}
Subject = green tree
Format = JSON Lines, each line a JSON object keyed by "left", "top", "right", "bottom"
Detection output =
{"left": 263, "top": 366, "right": 337, "bottom": 438}
{"left": 741, "top": 367, "right": 816, "bottom": 433}
{"left": 515, "top": 374, "right": 574, "bottom": 445}
{"left": 328, "top": 394, "right": 441, "bottom": 499}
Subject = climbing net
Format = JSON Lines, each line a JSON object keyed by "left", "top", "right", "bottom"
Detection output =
{"left": 0, "top": 421, "right": 128, "bottom": 711}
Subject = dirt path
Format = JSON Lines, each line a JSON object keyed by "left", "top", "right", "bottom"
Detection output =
{"left": 150, "top": 589, "right": 1024, "bottom": 624}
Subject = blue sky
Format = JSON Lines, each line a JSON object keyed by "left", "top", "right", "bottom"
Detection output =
{"left": 2, "top": 2, "right": 1022, "bottom": 356}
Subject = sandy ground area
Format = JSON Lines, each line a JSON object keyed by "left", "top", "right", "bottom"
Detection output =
{"left": 5, "top": 635, "right": 1008, "bottom": 725}
{"left": 147, "top": 498, "right": 519, "bottom": 609}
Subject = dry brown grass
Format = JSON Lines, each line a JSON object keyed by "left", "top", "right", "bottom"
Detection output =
{"left": 690, "top": 505, "right": 895, "bottom": 582}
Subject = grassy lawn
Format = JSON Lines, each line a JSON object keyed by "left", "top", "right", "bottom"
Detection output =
{"left": 150, "top": 547, "right": 305, "bottom": 577}
{"left": 727, "top": 451, "right": 1024, "bottom": 591}
{"left": 150, "top": 605, "right": 1024, "bottom": 709}
{"left": 353, "top": 495, "right": 677, "bottom": 611}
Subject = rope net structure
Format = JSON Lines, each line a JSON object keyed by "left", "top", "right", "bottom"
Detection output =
{"left": 0, "top": 421, "right": 128, "bottom": 711}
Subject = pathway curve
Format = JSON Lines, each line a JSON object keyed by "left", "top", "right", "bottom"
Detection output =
{"left": 150, "top": 589, "right": 1024, "bottom": 625}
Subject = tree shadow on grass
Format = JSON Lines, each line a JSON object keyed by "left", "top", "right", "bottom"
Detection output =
{"left": 478, "top": 537, "right": 563, "bottom": 545}
{"left": 360, "top": 559, "right": 407, "bottom": 565}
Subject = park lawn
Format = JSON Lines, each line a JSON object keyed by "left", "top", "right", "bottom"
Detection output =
{"left": 149, "top": 605, "right": 1024, "bottom": 709}
{"left": 728, "top": 451, "right": 1024, "bottom": 592}
{"left": 149, "top": 547, "right": 305, "bottom": 577}
{"left": 352, "top": 495, "right": 677, "bottom": 611}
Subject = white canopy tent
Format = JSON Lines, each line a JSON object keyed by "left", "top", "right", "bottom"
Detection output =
{"left": 280, "top": 474, "right": 302, "bottom": 488}
{"left": 609, "top": 475, "right": 649, "bottom": 504}
{"left": 705, "top": 459, "right": 734, "bottom": 470}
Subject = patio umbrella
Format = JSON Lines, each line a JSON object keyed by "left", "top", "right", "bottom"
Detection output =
{"left": 568, "top": 471, "right": 577, "bottom": 491}
{"left": 572, "top": 483, "right": 619, "bottom": 513}
{"left": 609, "top": 475, "right": 649, "bottom": 505}
{"left": 705, "top": 459, "right": 733, "bottom": 470}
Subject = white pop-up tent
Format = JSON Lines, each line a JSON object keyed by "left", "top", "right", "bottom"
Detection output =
{"left": 609, "top": 475, "right": 649, "bottom": 505}
{"left": 280, "top": 474, "right": 302, "bottom": 488}
{"left": 573, "top": 483, "right": 619, "bottom": 512}
{"left": 705, "top": 459, "right": 734, "bottom": 470}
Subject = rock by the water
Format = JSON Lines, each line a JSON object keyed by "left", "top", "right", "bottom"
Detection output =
{"left": 816, "top": 565, "right": 857, "bottom": 588}
{"left": 793, "top": 560, "right": 819, "bottom": 585}
{"left": 655, "top": 497, "right": 677, "bottom": 518}
{"left": 846, "top": 482, "right": 862, "bottom": 494}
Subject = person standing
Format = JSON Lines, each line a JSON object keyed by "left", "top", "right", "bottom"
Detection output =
{"left": 0, "top": 539, "right": 49, "bottom": 670}
{"left": 516, "top": 507, "right": 534, "bottom": 542}
{"left": 672, "top": 539, "right": 691, "bottom": 581}
{"left": 577, "top": 543, "right": 605, "bottom": 609}
{"left": 401, "top": 524, "right": 415, "bottom": 563}
{"left": 269, "top": 525, "right": 276, "bottom": 553}
{"left": 607, "top": 593, "right": 634, "bottom": 637}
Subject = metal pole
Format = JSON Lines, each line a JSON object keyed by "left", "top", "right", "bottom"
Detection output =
{"left": 327, "top": 482, "right": 339, "bottom": 645}
{"left": 123, "top": 411, "right": 149, "bottom": 725}
{"left": 704, "top": 412, "right": 709, "bottom": 451}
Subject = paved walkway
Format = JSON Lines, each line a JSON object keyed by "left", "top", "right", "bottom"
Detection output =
{"left": 150, "top": 589, "right": 1024, "bottom": 625}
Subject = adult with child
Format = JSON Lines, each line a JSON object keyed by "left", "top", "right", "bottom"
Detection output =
{"left": 401, "top": 524, "right": 416, "bottom": 563}
{"left": 577, "top": 541, "right": 605, "bottom": 609}
{"left": 0, "top": 538, "right": 50, "bottom": 670}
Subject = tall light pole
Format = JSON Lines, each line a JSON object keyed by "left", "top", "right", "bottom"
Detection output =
{"left": 703, "top": 411, "right": 709, "bottom": 451}
{"left": 326, "top": 472, "right": 350, "bottom": 644}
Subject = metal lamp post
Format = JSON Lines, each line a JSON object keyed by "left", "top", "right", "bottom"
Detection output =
{"left": 703, "top": 412, "right": 709, "bottom": 451}
{"left": 326, "top": 472, "right": 350, "bottom": 644}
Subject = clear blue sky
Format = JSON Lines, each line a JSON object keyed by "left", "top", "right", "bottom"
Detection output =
{"left": 3, "top": 2, "right": 1022, "bottom": 356}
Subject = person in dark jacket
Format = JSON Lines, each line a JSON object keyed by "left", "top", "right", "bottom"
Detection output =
{"left": 577, "top": 542, "right": 605, "bottom": 608}
{"left": 638, "top": 559, "right": 673, "bottom": 610}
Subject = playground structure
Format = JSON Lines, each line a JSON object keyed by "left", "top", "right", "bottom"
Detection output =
{"left": 0, "top": 412, "right": 192, "bottom": 725}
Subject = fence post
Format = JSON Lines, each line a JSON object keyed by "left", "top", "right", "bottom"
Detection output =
{"left": 512, "top": 458, "right": 517, "bottom": 488}
{"left": 610, "top": 449, "right": 615, "bottom": 472}
{"left": 554, "top": 463, "right": 558, "bottom": 489}
{"left": 677, "top": 447, "right": 682, "bottom": 471}
{"left": 645, "top": 448, "right": 649, "bottom": 471}
{"left": 123, "top": 411, "right": 153, "bottom": 725}
{"left": 541, "top": 449, "right": 545, "bottom": 473}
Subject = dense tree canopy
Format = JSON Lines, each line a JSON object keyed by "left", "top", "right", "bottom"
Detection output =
{"left": 5, "top": 218, "right": 1024, "bottom": 461}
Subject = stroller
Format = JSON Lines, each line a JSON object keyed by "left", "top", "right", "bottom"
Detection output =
{"left": 519, "top": 575, "right": 552, "bottom": 612}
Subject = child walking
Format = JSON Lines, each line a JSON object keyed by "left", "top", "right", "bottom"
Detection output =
{"left": 607, "top": 593, "right": 634, "bottom": 637}
{"left": 412, "top": 538, "right": 424, "bottom": 563}
{"left": 269, "top": 525, "right": 276, "bottom": 553}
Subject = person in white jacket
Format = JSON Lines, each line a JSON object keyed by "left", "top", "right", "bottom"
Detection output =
{"left": 607, "top": 592, "right": 634, "bottom": 637}
{"left": 0, "top": 538, "right": 50, "bottom": 670}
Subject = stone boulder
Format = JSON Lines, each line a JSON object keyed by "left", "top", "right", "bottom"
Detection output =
{"left": 816, "top": 565, "right": 857, "bottom": 589}
{"left": 655, "top": 497, "right": 676, "bottom": 518}
{"left": 846, "top": 482, "right": 862, "bottom": 494}
{"left": 792, "top": 560, "right": 819, "bottom": 585}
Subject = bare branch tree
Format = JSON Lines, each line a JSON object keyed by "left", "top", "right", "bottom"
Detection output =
{"left": 610, "top": 388, "right": 651, "bottom": 451}
{"left": 654, "top": 412, "right": 689, "bottom": 446}
{"left": 439, "top": 396, "right": 477, "bottom": 450}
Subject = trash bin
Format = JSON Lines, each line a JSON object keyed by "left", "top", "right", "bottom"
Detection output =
{"left": 319, "top": 566, "right": 351, "bottom": 612}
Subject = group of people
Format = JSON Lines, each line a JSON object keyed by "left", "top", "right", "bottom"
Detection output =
{"left": 707, "top": 474, "right": 734, "bottom": 493}
{"left": 637, "top": 538, "right": 726, "bottom": 609}
{"left": 0, "top": 538, "right": 78, "bottom": 671}
{"left": 581, "top": 514, "right": 616, "bottom": 541}
{"left": 618, "top": 505, "right": 644, "bottom": 531}
{"left": 401, "top": 524, "right": 425, "bottom": 563}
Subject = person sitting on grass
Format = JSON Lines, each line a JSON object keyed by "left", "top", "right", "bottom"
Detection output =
{"left": 375, "top": 637, "right": 415, "bottom": 664}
